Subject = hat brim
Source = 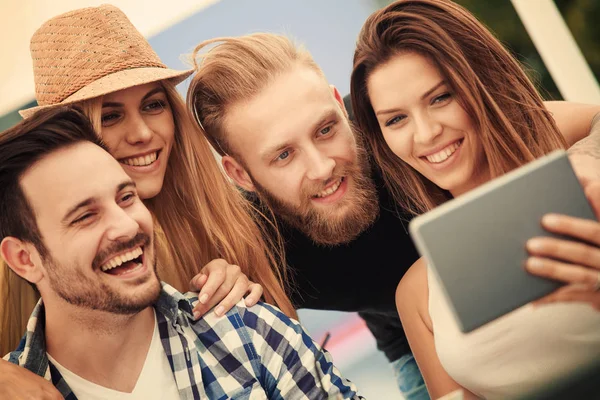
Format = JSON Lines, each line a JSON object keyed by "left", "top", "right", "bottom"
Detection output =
{"left": 19, "top": 67, "right": 193, "bottom": 119}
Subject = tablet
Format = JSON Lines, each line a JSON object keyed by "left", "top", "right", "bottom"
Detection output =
{"left": 409, "top": 150, "right": 597, "bottom": 333}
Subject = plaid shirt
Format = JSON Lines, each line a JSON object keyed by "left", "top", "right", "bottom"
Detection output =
{"left": 5, "top": 283, "right": 362, "bottom": 399}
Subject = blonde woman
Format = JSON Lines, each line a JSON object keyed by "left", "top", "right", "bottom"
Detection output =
{"left": 0, "top": 5, "right": 295, "bottom": 397}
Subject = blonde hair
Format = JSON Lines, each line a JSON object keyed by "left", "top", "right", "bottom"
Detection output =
{"left": 351, "top": 0, "right": 567, "bottom": 214}
{"left": 187, "top": 33, "right": 323, "bottom": 157}
{"left": 0, "top": 81, "right": 296, "bottom": 355}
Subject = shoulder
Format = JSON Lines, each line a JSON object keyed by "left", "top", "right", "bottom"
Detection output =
{"left": 198, "top": 300, "right": 302, "bottom": 338}
{"left": 397, "top": 258, "right": 427, "bottom": 298}
{"left": 226, "top": 301, "right": 313, "bottom": 354}
{"left": 396, "top": 258, "right": 431, "bottom": 329}
{"left": 236, "top": 301, "right": 303, "bottom": 336}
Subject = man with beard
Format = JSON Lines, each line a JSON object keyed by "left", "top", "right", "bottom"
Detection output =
{"left": 188, "top": 33, "right": 600, "bottom": 399}
{"left": 188, "top": 33, "right": 424, "bottom": 399}
{"left": 1, "top": 108, "right": 361, "bottom": 399}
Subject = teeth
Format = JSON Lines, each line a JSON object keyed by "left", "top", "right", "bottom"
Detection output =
{"left": 315, "top": 178, "right": 343, "bottom": 198}
{"left": 101, "top": 247, "right": 143, "bottom": 272}
{"left": 425, "top": 141, "right": 461, "bottom": 164}
{"left": 121, "top": 152, "right": 158, "bottom": 167}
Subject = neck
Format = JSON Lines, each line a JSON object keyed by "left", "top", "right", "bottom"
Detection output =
{"left": 44, "top": 299, "right": 156, "bottom": 392}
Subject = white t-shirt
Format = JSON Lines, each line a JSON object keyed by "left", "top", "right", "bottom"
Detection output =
{"left": 47, "top": 311, "right": 180, "bottom": 400}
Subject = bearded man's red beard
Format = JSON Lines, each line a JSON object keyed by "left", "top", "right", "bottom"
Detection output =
{"left": 252, "top": 138, "right": 379, "bottom": 246}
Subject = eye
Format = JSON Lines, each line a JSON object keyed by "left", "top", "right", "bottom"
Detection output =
{"left": 319, "top": 126, "right": 331, "bottom": 136}
{"left": 101, "top": 111, "right": 122, "bottom": 127}
{"left": 142, "top": 99, "right": 167, "bottom": 114}
{"left": 72, "top": 213, "right": 94, "bottom": 225}
{"left": 432, "top": 92, "right": 452, "bottom": 105}
{"left": 385, "top": 115, "right": 406, "bottom": 127}
{"left": 119, "top": 192, "right": 138, "bottom": 205}
{"left": 276, "top": 150, "right": 291, "bottom": 161}
{"left": 317, "top": 122, "right": 338, "bottom": 139}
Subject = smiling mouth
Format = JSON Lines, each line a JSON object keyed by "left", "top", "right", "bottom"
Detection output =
{"left": 120, "top": 151, "right": 160, "bottom": 167}
{"left": 313, "top": 177, "right": 344, "bottom": 199}
{"left": 422, "top": 139, "right": 463, "bottom": 164}
{"left": 101, "top": 246, "right": 144, "bottom": 276}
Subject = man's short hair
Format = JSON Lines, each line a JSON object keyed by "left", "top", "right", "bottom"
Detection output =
{"left": 0, "top": 107, "right": 106, "bottom": 257}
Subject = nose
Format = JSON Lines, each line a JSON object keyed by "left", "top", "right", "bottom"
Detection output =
{"left": 305, "top": 147, "right": 336, "bottom": 181}
{"left": 413, "top": 112, "right": 442, "bottom": 145}
{"left": 125, "top": 113, "right": 153, "bottom": 145}
{"left": 105, "top": 205, "right": 140, "bottom": 243}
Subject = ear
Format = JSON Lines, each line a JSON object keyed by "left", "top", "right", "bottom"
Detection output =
{"left": 330, "top": 84, "right": 348, "bottom": 116}
{"left": 0, "top": 237, "right": 44, "bottom": 284}
{"left": 222, "top": 155, "right": 256, "bottom": 192}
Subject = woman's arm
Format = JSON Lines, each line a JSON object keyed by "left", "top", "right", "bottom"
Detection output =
{"left": 544, "top": 101, "right": 600, "bottom": 147}
{"left": 188, "top": 258, "right": 263, "bottom": 318}
{"left": 396, "top": 258, "right": 478, "bottom": 399}
{"left": 0, "top": 358, "right": 62, "bottom": 400}
{"left": 545, "top": 101, "right": 600, "bottom": 186}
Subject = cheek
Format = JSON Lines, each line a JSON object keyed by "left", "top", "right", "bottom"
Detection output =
{"left": 265, "top": 165, "right": 305, "bottom": 203}
{"left": 382, "top": 129, "right": 412, "bottom": 161}
{"left": 157, "top": 114, "right": 176, "bottom": 147}
{"left": 98, "top": 129, "right": 122, "bottom": 155}
{"left": 280, "top": 167, "right": 304, "bottom": 196}
{"left": 338, "top": 131, "right": 358, "bottom": 160}
{"left": 446, "top": 103, "right": 473, "bottom": 131}
{"left": 130, "top": 203, "right": 154, "bottom": 232}
{"left": 48, "top": 236, "right": 97, "bottom": 270}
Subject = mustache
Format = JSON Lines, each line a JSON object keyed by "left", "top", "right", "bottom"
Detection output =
{"left": 92, "top": 232, "right": 151, "bottom": 269}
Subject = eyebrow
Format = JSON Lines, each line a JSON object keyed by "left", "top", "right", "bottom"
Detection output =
{"left": 61, "top": 180, "right": 137, "bottom": 224}
{"left": 375, "top": 80, "right": 447, "bottom": 117}
{"left": 260, "top": 108, "right": 339, "bottom": 161}
{"left": 102, "top": 87, "right": 166, "bottom": 109}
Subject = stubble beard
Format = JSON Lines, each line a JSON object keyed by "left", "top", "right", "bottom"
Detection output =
{"left": 45, "top": 232, "right": 162, "bottom": 315}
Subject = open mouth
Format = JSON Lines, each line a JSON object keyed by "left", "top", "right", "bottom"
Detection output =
{"left": 422, "top": 139, "right": 463, "bottom": 164}
{"left": 100, "top": 246, "right": 144, "bottom": 276}
{"left": 313, "top": 177, "right": 344, "bottom": 199}
{"left": 120, "top": 150, "right": 161, "bottom": 167}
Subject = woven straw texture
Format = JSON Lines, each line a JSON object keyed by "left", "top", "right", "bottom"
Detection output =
{"left": 20, "top": 4, "right": 191, "bottom": 118}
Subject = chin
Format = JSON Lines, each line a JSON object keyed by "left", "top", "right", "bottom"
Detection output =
{"left": 127, "top": 275, "right": 162, "bottom": 308}
{"left": 137, "top": 180, "right": 165, "bottom": 200}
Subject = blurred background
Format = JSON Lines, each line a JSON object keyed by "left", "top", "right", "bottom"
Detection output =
{"left": 1, "top": 1, "right": 599, "bottom": 398}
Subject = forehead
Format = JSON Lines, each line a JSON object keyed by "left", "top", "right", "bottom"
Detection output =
{"left": 20, "top": 142, "right": 130, "bottom": 219}
{"left": 368, "top": 52, "right": 443, "bottom": 109}
{"left": 224, "top": 65, "right": 339, "bottom": 155}
{"left": 102, "top": 82, "right": 163, "bottom": 103}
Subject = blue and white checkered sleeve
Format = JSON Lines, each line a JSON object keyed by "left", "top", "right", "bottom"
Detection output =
{"left": 240, "top": 302, "right": 363, "bottom": 399}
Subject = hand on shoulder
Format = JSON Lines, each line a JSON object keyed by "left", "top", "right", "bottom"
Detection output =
{"left": 188, "top": 258, "right": 263, "bottom": 319}
{"left": 0, "top": 358, "right": 62, "bottom": 400}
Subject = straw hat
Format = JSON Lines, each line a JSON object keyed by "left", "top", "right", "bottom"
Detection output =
{"left": 19, "top": 4, "right": 193, "bottom": 118}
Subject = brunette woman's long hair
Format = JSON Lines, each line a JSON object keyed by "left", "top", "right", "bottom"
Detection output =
{"left": 351, "top": 0, "right": 567, "bottom": 215}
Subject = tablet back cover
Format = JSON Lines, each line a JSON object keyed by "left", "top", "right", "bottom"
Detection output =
{"left": 409, "top": 151, "right": 596, "bottom": 332}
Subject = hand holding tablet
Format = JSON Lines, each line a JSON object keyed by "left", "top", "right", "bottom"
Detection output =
{"left": 526, "top": 180, "right": 600, "bottom": 310}
{"left": 409, "top": 150, "right": 598, "bottom": 332}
